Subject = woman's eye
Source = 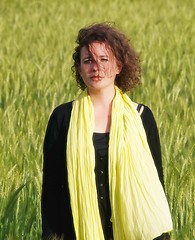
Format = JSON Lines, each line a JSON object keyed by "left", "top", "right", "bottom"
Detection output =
{"left": 83, "top": 58, "right": 92, "bottom": 64}
{"left": 101, "top": 58, "right": 109, "bottom": 62}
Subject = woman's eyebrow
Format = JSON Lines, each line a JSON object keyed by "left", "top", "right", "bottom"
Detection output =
{"left": 91, "top": 54, "right": 109, "bottom": 59}
{"left": 81, "top": 56, "right": 92, "bottom": 60}
{"left": 81, "top": 54, "right": 109, "bottom": 61}
{"left": 99, "top": 55, "right": 109, "bottom": 58}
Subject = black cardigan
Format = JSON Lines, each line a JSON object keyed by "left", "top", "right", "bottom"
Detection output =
{"left": 41, "top": 101, "right": 166, "bottom": 239}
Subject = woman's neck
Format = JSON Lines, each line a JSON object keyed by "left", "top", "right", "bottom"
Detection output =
{"left": 88, "top": 87, "right": 115, "bottom": 107}
{"left": 88, "top": 87, "right": 115, "bottom": 133}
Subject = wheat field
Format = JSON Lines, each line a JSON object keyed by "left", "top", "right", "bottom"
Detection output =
{"left": 0, "top": 0, "right": 194, "bottom": 239}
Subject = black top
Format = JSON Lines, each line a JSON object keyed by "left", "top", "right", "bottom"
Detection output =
{"left": 93, "top": 132, "right": 112, "bottom": 239}
{"left": 42, "top": 101, "right": 167, "bottom": 240}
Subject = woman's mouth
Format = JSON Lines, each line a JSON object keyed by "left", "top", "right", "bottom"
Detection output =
{"left": 91, "top": 76, "right": 102, "bottom": 81}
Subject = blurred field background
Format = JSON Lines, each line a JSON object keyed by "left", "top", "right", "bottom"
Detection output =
{"left": 0, "top": 0, "right": 194, "bottom": 239}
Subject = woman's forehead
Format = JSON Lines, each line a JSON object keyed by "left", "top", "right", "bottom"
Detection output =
{"left": 81, "top": 42, "right": 113, "bottom": 57}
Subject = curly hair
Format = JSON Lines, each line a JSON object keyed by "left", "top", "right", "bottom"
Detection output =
{"left": 72, "top": 22, "right": 141, "bottom": 93}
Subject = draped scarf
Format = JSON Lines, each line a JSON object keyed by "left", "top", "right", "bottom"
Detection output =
{"left": 67, "top": 87, "right": 172, "bottom": 240}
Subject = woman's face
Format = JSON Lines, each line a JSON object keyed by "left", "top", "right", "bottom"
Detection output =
{"left": 79, "top": 41, "right": 121, "bottom": 92}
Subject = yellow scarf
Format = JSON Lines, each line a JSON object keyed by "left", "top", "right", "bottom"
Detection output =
{"left": 67, "top": 87, "right": 172, "bottom": 240}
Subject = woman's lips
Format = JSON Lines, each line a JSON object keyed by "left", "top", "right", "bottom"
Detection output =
{"left": 91, "top": 76, "right": 102, "bottom": 81}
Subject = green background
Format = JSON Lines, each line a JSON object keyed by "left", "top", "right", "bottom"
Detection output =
{"left": 0, "top": 0, "right": 194, "bottom": 239}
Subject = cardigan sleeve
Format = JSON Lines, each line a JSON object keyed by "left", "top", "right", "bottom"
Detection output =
{"left": 42, "top": 108, "right": 63, "bottom": 237}
{"left": 140, "top": 106, "right": 170, "bottom": 240}
{"left": 41, "top": 102, "right": 75, "bottom": 239}
{"left": 140, "top": 105, "right": 164, "bottom": 187}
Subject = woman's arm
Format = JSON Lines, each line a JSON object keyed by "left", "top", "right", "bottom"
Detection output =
{"left": 42, "top": 109, "right": 62, "bottom": 237}
{"left": 140, "top": 105, "right": 171, "bottom": 240}
{"left": 41, "top": 102, "right": 75, "bottom": 239}
{"left": 140, "top": 105, "right": 164, "bottom": 187}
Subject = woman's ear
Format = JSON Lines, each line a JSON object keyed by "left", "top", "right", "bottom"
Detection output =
{"left": 116, "top": 62, "right": 123, "bottom": 74}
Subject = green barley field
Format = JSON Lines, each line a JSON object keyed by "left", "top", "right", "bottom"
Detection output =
{"left": 0, "top": 0, "right": 194, "bottom": 239}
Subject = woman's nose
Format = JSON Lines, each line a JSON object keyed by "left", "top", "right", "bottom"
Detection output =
{"left": 92, "top": 61, "right": 99, "bottom": 71}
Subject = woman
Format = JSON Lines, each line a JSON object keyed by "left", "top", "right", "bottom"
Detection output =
{"left": 41, "top": 22, "right": 173, "bottom": 240}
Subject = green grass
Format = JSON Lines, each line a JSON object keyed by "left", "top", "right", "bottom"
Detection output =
{"left": 0, "top": 0, "right": 194, "bottom": 239}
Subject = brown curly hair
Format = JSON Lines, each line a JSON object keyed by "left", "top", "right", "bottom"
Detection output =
{"left": 72, "top": 22, "right": 141, "bottom": 93}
